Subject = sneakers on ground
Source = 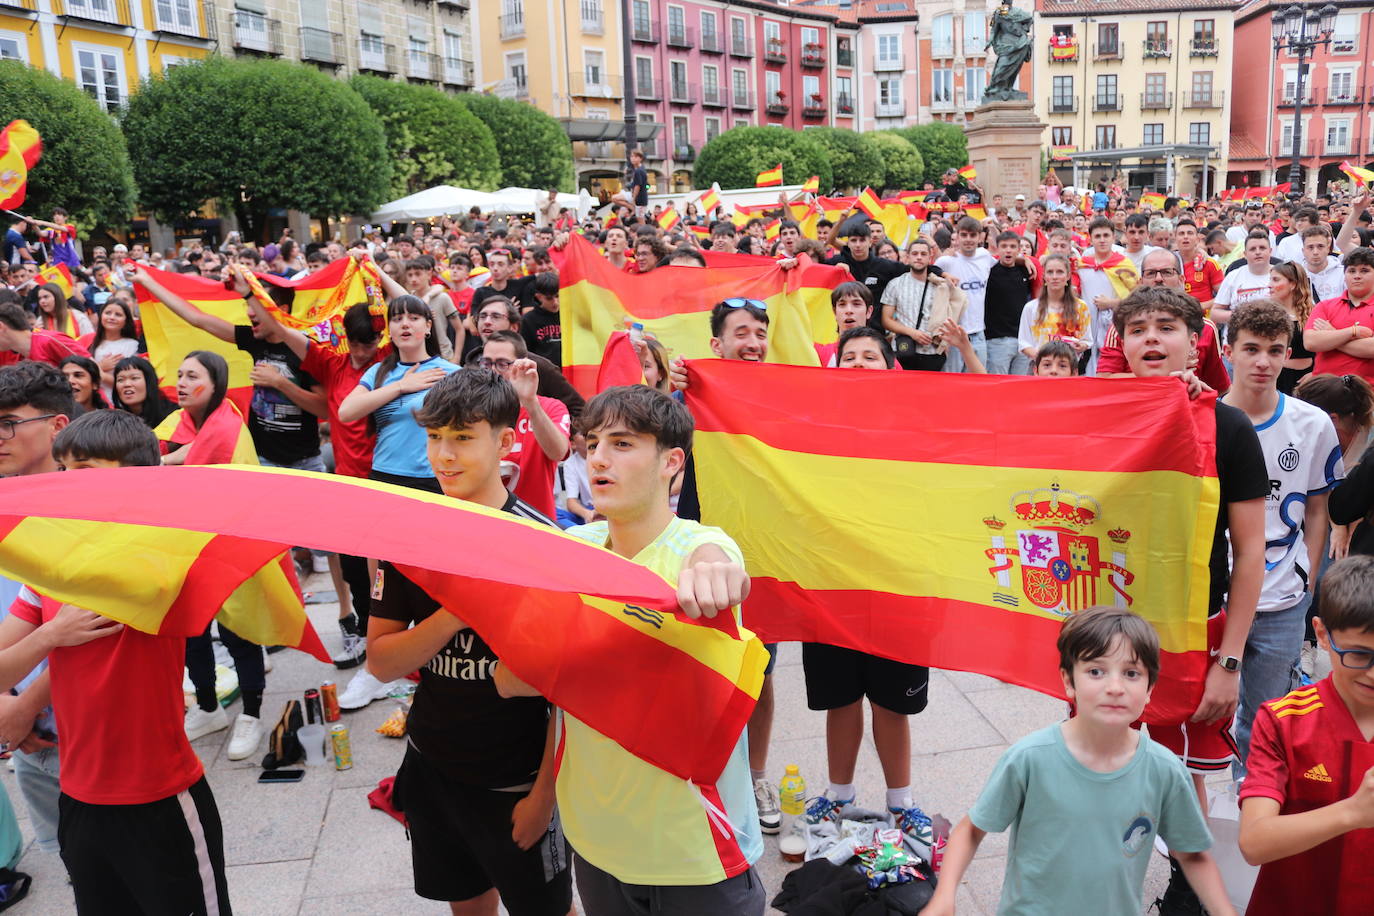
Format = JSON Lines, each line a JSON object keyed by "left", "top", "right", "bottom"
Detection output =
{"left": 888, "top": 800, "right": 935, "bottom": 857}
{"left": 1151, "top": 856, "right": 1207, "bottom": 915}
{"left": 226, "top": 714, "right": 265, "bottom": 761}
{"left": 332, "top": 633, "right": 367, "bottom": 670}
{"left": 805, "top": 789, "right": 855, "bottom": 825}
{"left": 753, "top": 776, "right": 781, "bottom": 835}
{"left": 184, "top": 703, "right": 230, "bottom": 742}
{"left": 338, "top": 668, "right": 403, "bottom": 710}
{"left": 311, "top": 552, "right": 330, "bottom": 574}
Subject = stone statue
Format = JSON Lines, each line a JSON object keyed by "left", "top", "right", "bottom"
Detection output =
{"left": 984, "top": 1, "right": 1033, "bottom": 102}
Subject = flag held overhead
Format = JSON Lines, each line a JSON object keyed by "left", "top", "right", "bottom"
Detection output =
{"left": 756, "top": 163, "right": 784, "bottom": 187}
{"left": 0, "top": 120, "right": 41, "bottom": 210}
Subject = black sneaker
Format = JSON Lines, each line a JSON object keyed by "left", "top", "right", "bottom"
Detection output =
{"left": 1152, "top": 856, "right": 1207, "bottom": 915}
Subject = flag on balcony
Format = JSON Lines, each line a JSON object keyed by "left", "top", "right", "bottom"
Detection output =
{"left": 0, "top": 120, "right": 42, "bottom": 210}
{"left": 697, "top": 187, "right": 721, "bottom": 215}
{"left": 802, "top": 175, "right": 820, "bottom": 194}
{"left": 1340, "top": 161, "right": 1374, "bottom": 187}
{"left": 756, "top": 163, "right": 784, "bottom": 187}
{"left": 957, "top": 164, "right": 977, "bottom": 181}
{"left": 658, "top": 206, "right": 681, "bottom": 232}
{"left": 854, "top": 187, "right": 884, "bottom": 220}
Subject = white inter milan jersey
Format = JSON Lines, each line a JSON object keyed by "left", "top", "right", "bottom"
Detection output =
{"left": 1250, "top": 394, "right": 1343, "bottom": 612}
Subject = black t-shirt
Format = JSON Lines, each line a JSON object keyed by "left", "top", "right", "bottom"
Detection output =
{"left": 371, "top": 493, "right": 554, "bottom": 788}
{"left": 824, "top": 250, "right": 907, "bottom": 329}
{"left": 629, "top": 165, "right": 649, "bottom": 206}
{"left": 521, "top": 306, "right": 562, "bottom": 367}
{"left": 232, "top": 326, "right": 321, "bottom": 464}
{"left": 1210, "top": 400, "right": 1269, "bottom": 612}
{"left": 984, "top": 262, "right": 1032, "bottom": 340}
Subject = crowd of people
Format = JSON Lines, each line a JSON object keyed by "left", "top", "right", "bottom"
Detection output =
{"left": 0, "top": 168, "right": 1372, "bottom": 916}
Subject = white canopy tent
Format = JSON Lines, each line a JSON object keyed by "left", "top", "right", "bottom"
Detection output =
{"left": 370, "top": 185, "right": 501, "bottom": 223}
{"left": 484, "top": 187, "right": 594, "bottom": 222}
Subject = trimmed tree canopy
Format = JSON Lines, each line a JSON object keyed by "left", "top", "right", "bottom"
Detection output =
{"left": 692, "top": 126, "right": 832, "bottom": 192}
{"left": 870, "top": 132, "right": 926, "bottom": 193}
{"left": 121, "top": 56, "right": 390, "bottom": 235}
{"left": 895, "top": 123, "right": 969, "bottom": 186}
{"left": 456, "top": 94, "right": 575, "bottom": 192}
{"left": 351, "top": 75, "right": 500, "bottom": 197}
{"left": 0, "top": 60, "right": 134, "bottom": 231}
{"left": 801, "top": 127, "right": 884, "bottom": 193}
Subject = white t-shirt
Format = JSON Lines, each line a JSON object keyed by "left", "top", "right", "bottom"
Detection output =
{"left": 1273, "top": 233, "right": 1305, "bottom": 264}
{"left": 1227, "top": 225, "right": 1275, "bottom": 248}
{"left": 1214, "top": 265, "right": 1273, "bottom": 308}
{"left": 1236, "top": 394, "right": 1343, "bottom": 612}
{"left": 1076, "top": 256, "right": 1121, "bottom": 365}
{"left": 1124, "top": 245, "right": 1158, "bottom": 271}
{"left": 936, "top": 249, "right": 995, "bottom": 335}
{"left": 1303, "top": 256, "right": 1346, "bottom": 302}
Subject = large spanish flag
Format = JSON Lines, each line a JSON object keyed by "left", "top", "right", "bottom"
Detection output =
{"left": 0, "top": 120, "right": 41, "bottom": 210}
{"left": 247, "top": 256, "right": 386, "bottom": 356}
{"left": 685, "top": 361, "right": 1220, "bottom": 727}
{"left": 0, "top": 466, "right": 766, "bottom": 784}
{"left": 558, "top": 233, "right": 834, "bottom": 397}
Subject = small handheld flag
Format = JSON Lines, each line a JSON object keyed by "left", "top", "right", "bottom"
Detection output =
{"left": 756, "top": 164, "right": 784, "bottom": 187}
{"left": 37, "top": 263, "right": 74, "bottom": 298}
{"left": 764, "top": 218, "right": 781, "bottom": 241}
{"left": 657, "top": 206, "right": 681, "bottom": 232}
{"left": 698, "top": 187, "right": 721, "bottom": 215}
{"left": 963, "top": 205, "right": 987, "bottom": 221}
{"left": 0, "top": 120, "right": 42, "bottom": 211}
{"left": 957, "top": 164, "right": 977, "bottom": 182}
{"left": 1139, "top": 192, "right": 1165, "bottom": 210}
{"left": 802, "top": 175, "right": 820, "bottom": 194}
{"left": 1340, "top": 161, "right": 1374, "bottom": 187}
{"left": 855, "top": 187, "right": 884, "bottom": 219}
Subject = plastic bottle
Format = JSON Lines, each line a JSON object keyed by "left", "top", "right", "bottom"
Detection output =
{"left": 777, "top": 764, "right": 807, "bottom": 862}
{"left": 629, "top": 322, "right": 645, "bottom": 345}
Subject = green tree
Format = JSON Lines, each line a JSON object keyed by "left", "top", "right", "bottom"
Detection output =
{"left": 801, "top": 127, "right": 884, "bottom": 193}
{"left": 456, "top": 94, "right": 574, "bottom": 192}
{"left": 692, "top": 126, "right": 832, "bottom": 192}
{"left": 0, "top": 60, "right": 134, "bottom": 232}
{"left": 350, "top": 75, "right": 500, "bottom": 197}
{"left": 122, "top": 56, "right": 390, "bottom": 239}
{"left": 896, "top": 122, "right": 969, "bottom": 185}
{"left": 869, "top": 132, "right": 926, "bottom": 193}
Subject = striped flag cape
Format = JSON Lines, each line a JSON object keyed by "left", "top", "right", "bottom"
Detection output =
{"left": 0, "top": 466, "right": 767, "bottom": 783}
{"left": 685, "top": 361, "right": 1220, "bottom": 727}
{"left": 0, "top": 120, "right": 41, "bottom": 210}
{"left": 756, "top": 163, "right": 784, "bottom": 187}
{"left": 557, "top": 234, "right": 834, "bottom": 396}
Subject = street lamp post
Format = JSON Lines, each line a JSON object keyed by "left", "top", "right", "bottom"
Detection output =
{"left": 1271, "top": 3, "right": 1338, "bottom": 199}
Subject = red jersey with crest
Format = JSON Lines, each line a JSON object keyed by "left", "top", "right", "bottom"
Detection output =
{"left": 1238, "top": 677, "right": 1374, "bottom": 916}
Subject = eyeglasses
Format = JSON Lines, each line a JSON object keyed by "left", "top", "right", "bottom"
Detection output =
{"left": 479, "top": 357, "right": 515, "bottom": 371}
{"left": 1327, "top": 632, "right": 1374, "bottom": 670}
{"left": 1142, "top": 268, "right": 1180, "bottom": 279}
{"left": 720, "top": 298, "right": 768, "bottom": 312}
{"left": 0, "top": 414, "right": 56, "bottom": 440}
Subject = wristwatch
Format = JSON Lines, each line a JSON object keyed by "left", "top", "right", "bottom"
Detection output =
{"left": 1216, "top": 654, "right": 1241, "bottom": 672}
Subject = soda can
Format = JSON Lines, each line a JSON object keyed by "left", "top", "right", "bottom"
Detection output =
{"left": 303, "top": 688, "right": 323, "bottom": 725}
{"left": 321, "top": 681, "right": 340, "bottom": 722}
{"left": 330, "top": 723, "right": 352, "bottom": 770}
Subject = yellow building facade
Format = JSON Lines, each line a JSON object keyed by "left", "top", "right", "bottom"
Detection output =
{"left": 1032, "top": 0, "right": 1235, "bottom": 198}
{"left": 473, "top": 0, "right": 631, "bottom": 190}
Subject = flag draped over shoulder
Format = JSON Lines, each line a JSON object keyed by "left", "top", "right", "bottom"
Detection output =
{"left": 0, "top": 466, "right": 767, "bottom": 784}
{"left": 557, "top": 233, "right": 831, "bottom": 396}
{"left": 246, "top": 256, "right": 386, "bottom": 356}
{"left": 0, "top": 120, "right": 41, "bottom": 210}
{"left": 1079, "top": 251, "right": 1140, "bottom": 301}
{"left": 685, "top": 361, "right": 1220, "bottom": 727}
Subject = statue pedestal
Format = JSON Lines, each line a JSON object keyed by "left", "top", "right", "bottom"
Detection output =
{"left": 965, "top": 101, "right": 1046, "bottom": 205}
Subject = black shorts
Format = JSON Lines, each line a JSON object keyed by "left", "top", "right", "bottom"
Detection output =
{"left": 58, "top": 776, "right": 231, "bottom": 916}
{"left": 394, "top": 745, "right": 572, "bottom": 913}
{"left": 802, "top": 643, "right": 930, "bottom": 715}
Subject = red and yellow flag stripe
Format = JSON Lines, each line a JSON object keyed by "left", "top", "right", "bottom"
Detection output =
{"left": 685, "top": 361, "right": 1220, "bottom": 727}
{"left": 756, "top": 163, "right": 783, "bottom": 187}
{"left": 0, "top": 120, "right": 41, "bottom": 210}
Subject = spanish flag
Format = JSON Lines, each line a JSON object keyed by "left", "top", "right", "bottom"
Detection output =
{"left": 37, "top": 263, "right": 74, "bottom": 298}
{"left": 764, "top": 218, "right": 780, "bottom": 241}
{"left": 0, "top": 120, "right": 41, "bottom": 210}
{"left": 854, "top": 186, "right": 884, "bottom": 219}
{"left": 657, "top": 206, "right": 681, "bottom": 232}
{"left": 1079, "top": 251, "right": 1140, "bottom": 301}
{"left": 958, "top": 164, "right": 977, "bottom": 181}
{"left": 802, "top": 175, "right": 820, "bottom": 194}
{"left": 558, "top": 234, "right": 826, "bottom": 397}
{"left": 247, "top": 256, "right": 386, "bottom": 356}
{"left": 1340, "top": 160, "right": 1374, "bottom": 187}
{"left": 964, "top": 205, "right": 988, "bottom": 221}
{"left": 685, "top": 361, "right": 1220, "bottom": 726}
{"left": 687, "top": 224, "right": 711, "bottom": 241}
{"left": 1139, "top": 192, "right": 1166, "bottom": 210}
{"left": 697, "top": 187, "right": 721, "bottom": 215}
{"left": 0, "top": 466, "right": 767, "bottom": 783}
{"left": 756, "top": 163, "right": 784, "bottom": 187}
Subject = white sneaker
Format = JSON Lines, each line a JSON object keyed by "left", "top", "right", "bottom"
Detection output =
{"left": 184, "top": 703, "right": 230, "bottom": 741}
{"left": 338, "top": 668, "right": 401, "bottom": 710}
{"left": 332, "top": 633, "right": 367, "bottom": 670}
{"left": 754, "top": 776, "right": 781, "bottom": 835}
{"left": 226, "top": 714, "right": 265, "bottom": 761}
{"left": 312, "top": 553, "right": 330, "bottom": 574}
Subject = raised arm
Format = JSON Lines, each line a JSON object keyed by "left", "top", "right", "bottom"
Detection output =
{"left": 130, "top": 262, "right": 238, "bottom": 343}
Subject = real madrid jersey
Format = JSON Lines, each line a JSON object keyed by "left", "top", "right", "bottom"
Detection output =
{"left": 1247, "top": 394, "right": 1343, "bottom": 612}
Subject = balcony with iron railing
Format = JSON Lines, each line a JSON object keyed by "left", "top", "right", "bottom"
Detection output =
{"left": 876, "top": 99, "right": 905, "bottom": 118}
{"left": 407, "top": 49, "right": 439, "bottom": 81}
{"left": 1140, "top": 91, "right": 1173, "bottom": 110}
{"left": 931, "top": 90, "right": 962, "bottom": 112}
{"left": 635, "top": 76, "right": 660, "bottom": 102}
{"left": 670, "top": 81, "right": 696, "bottom": 104}
{"left": 674, "top": 144, "right": 695, "bottom": 162}
{"left": 837, "top": 45, "right": 854, "bottom": 67}
{"left": 667, "top": 24, "right": 693, "bottom": 49}
{"left": 765, "top": 92, "right": 788, "bottom": 116}
{"left": 730, "top": 88, "right": 753, "bottom": 110}
{"left": 1092, "top": 139, "right": 1120, "bottom": 151}
{"left": 639, "top": 137, "right": 659, "bottom": 158}
{"left": 803, "top": 95, "right": 826, "bottom": 117}
{"left": 54, "top": 0, "right": 131, "bottom": 28}
{"left": 1278, "top": 90, "right": 1314, "bottom": 107}
{"left": 801, "top": 43, "right": 825, "bottom": 67}
{"left": 1326, "top": 135, "right": 1353, "bottom": 155}
{"left": 730, "top": 35, "right": 753, "bottom": 57}
{"left": 1190, "top": 37, "right": 1218, "bottom": 57}
{"left": 152, "top": 0, "right": 209, "bottom": 38}
{"left": 1143, "top": 38, "right": 1173, "bottom": 59}
{"left": 701, "top": 84, "right": 725, "bottom": 107}
{"left": 764, "top": 38, "right": 786, "bottom": 64}
{"left": 500, "top": 11, "right": 524, "bottom": 39}
{"left": 569, "top": 73, "right": 622, "bottom": 99}
{"left": 1050, "top": 95, "right": 1078, "bottom": 114}
{"left": 443, "top": 57, "right": 474, "bottom": 87}
{"left": 579, "top": 1, "right": 603, "bottom": 35}
{"left": 357, "top": 39, "right": 396, "bottom": 73}
{"left": 1093, "top": 41, "right": 1122, "bottom": 60}
{"left": 700, "top": 30, "right": 722, "bottom": 53}
{"left": 1048, "top": 37, "right": 1078, "bottom": 62}
{"left": 631, "top": 19, "right": 660, "bottom": 43}
{"left": 299, "top": 27, "right": 343, "bottom": 65}
{"left": 231, "top": 9, "right": 282, "bottom": 54}
{"left": 573, "top": 140, "right": 624, "bottom": 162}
{"left": 931, "top": 39, "right": 954, "bottom": 57}
{"left": 874, "top": 54, "right": 903, "bottom": 71}
{"left": 1093, "top": 94, "right": 1122, "bottom": 112}
{"left": 1315, "top": 86, "right": 1362, "bottom": 106}
{"left": 836, "top": 93, "right": 854, "bottom": 115}
{"left": 1183, "top": 89, "right": 1223, "bottom": 109}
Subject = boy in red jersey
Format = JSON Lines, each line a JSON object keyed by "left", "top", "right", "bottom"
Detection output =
{"left": 1238, "top": 554, "right": 1374, "bottom": 916}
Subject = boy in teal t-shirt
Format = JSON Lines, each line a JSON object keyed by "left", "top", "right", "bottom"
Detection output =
{"left": 925, "top": 607, "right": 1234, "bottom": 916}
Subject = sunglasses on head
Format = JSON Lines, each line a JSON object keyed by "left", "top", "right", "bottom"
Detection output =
{"left": 721, "top": 298, "right": 768, "bottom": 311}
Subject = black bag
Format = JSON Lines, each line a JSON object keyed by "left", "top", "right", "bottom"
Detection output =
{"left": 261, "top": 699, "right": 304, "bottom": 770}
{"left": 892, "top": 335, "right": 919, "bottom": 359}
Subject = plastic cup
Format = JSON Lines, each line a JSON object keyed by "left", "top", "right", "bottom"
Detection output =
{"left": 298, "top": 724, "right": 326, "bottom": 767}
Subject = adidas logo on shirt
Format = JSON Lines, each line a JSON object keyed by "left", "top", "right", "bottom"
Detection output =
{"left": 1303, "top": 763, "right": 1333, "bottom": 783}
